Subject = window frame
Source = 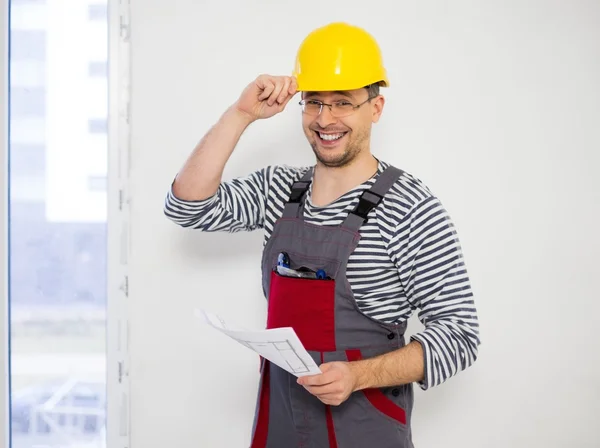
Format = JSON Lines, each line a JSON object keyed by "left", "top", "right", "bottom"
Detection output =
{"left": 0, "top": 0, "right": 131, "bottom": 446}
{"left": 1, "top": 0, "right": 10, "bottom": 445}
{"left": 106, "top": 0, "right": 132, "bottom": 447}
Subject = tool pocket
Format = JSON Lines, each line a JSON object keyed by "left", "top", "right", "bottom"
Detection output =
{"left": 266, "top": 253, "right": 339, "bottom": 352}
{"left": 325, "top": 349, "right": 411, "bottom": 447}
{"left": 331, "top": 386, "right": 411, "bottom": 448}
{"left": 345, "top": 349, "right": 409, "bottom": 425}
{"left": 273, "top": 250, "right": 340, "bottom": 278}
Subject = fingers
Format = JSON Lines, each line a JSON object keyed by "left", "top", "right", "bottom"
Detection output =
{"left": 288, "top": 76, "right": 298, "bottom": 94}
{"left": 306, "top": 386, "right": 346, "bottom": 407}
{"left": 257, "top": 76, "right": 275, "bottom": 101}
{"left": 298, "top": 362, "right": 353, "bottom": 407}
{"left": 280, "top": 78, "right": 298, "bottom": 108}
{"left": 303, "top": 383, "right": 343, "bottom": 397}
{"left": 256, "top": 75, "right": 297, "bottom": 107}
{"left": 268, "top": 78, "right": 286, "bottom": 107}
{"left": 298, "top": 373, "right": 335, "bottom": 387}
{"left": 277, "top": 77, "right": 292, "bottom": 104}
{"left": 298, "top": 365, "right": 340, "bottom": 387}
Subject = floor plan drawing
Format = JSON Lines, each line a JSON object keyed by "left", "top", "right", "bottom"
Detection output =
{"left": 245, "top": 340, "right": 313, "bottom": 374}
{"left": 195, "top": 309, "right": 322, "bottom": 377}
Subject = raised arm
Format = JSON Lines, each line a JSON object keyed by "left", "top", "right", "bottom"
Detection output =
{"left": 164, "top": 75, "right": 298, "bottom": 231}
{"left": 166, "top": 166, "right": 276, "bottom": 232}
{"left": 171, "top": 74, "right": 298, "bottom": 202}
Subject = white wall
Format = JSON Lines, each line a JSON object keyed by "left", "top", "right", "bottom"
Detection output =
{"left": 128, "top": 1, "right": 600, "bottom": 447}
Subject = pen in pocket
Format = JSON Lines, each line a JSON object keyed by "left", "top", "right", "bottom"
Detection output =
{"left": 275, "top": 253, "right": 329, "bottom": 279}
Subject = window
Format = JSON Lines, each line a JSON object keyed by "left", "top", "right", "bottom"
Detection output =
{"left": 9, "top": 87, "right": 46, "bottom": 117}
{"left": 89, "top": 61, "right": 107, "bottom": 77}
{"left": 88, "top": 118, "right": 108, "bottom": 135}
{"left": 9, "top": 30, "right": 46, "bottom": 61}
{"left": 11, "top": 60, "right": 46, "bottom": 88}
{"left": 8, "top": 0, "right": 108, "bottom": 447}
{"left": 88, "top": 4, "right": 108, "bottom": 21}
{"left": 88, "top": 176, "right": 108, "bottom": 192}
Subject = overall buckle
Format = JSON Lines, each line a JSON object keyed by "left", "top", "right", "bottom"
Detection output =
{"left": 288, "top": 181, "right": 310, "bottom": 202}
{"left": 353, "top": 190, "right": 383, "bottom": 220}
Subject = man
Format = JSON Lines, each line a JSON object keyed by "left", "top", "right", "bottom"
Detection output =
{"left": 164, "top": 22, "right": 480, "bottom": 448}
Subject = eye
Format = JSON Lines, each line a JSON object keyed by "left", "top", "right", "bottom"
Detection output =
{"left": 306, "top": 100, "right": 322, "bottom": 106}
{"left": 335, "top": 101, "right": 353, "bottom": 107}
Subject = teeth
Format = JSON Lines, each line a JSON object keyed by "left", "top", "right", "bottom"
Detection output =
{"left": 319, "top": 132, "right": 344, "bottom": 141}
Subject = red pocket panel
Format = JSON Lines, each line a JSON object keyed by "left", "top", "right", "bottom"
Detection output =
{"left": 267, "top": 270, "right": 336, "bottom": 352}
{"left": 250, "top": 361, "right": 270, "bottom": 448}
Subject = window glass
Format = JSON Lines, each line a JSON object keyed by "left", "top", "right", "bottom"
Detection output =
{"left": 9, "top": 1, "right": 108, "bottom": 447}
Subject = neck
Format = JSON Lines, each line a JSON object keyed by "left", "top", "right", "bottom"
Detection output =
{"left": 311, "top": 152, "right": 379, "bottom": 206}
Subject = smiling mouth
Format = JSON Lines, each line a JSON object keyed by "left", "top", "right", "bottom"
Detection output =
{"left": 315, "top": 131, "right": 348, "bottom": 144}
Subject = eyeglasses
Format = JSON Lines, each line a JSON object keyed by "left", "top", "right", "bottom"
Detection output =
{"left": 298, "top": 97, "right": 375, "bottom": 118}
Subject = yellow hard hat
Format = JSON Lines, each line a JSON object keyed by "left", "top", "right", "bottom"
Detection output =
{"left": 292, "top": 22, "right": 389, "bottom": 92}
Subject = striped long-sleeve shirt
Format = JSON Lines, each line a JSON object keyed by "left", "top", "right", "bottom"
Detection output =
{"left": 164, "top": 159, "right": 480, "bottom": 390}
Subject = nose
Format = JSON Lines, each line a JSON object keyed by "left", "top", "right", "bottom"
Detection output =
{"left": 316, "top": 105, "right": 337, "bottom": 128}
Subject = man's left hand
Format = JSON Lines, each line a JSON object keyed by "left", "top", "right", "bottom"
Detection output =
{"left": 297, "top": 361, "right": 357, "bottom": 406}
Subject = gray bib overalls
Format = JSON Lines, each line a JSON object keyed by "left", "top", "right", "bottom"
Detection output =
{"left": 251, "top": 165, "right": 415, "bottom": 448}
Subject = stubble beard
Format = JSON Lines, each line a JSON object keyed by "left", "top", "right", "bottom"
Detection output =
{"left": 310, "top": 131, "right": 369, "bottom": 168}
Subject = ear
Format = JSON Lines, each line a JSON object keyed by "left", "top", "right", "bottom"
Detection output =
{"left": 371, "top": 95, "right": 385, "bottom": 123}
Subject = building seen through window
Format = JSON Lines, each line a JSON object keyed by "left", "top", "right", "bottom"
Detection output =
{"left": 9, "top": 1, "right": 109, "bottom": 447}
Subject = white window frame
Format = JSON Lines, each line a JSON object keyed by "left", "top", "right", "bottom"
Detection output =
{"left": 1, "top": 0, "right": 8, "bottom": 443}
{"left": 107, "top": 0, "right": 132, "bottom": 447}
{"left": 0, "top": 0, "right": 131, "bottom": 446}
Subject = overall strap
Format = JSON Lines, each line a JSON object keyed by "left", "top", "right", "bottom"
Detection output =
{"left": 341, "top": 166, "right": 404, "bottom": 231}
{"left": 282, "top": 167, "right": 313, "bottom": 218}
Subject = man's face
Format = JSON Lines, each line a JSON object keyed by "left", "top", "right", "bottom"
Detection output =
{"left": 301, "top": 88, "right": 384, "bottom": 168}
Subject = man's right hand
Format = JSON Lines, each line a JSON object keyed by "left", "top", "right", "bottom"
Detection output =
{"left": 234, "top": 75, "right": 298, "bottom": 122}
{"left": 170, "top": 75, "right": 297, "bottom": 202}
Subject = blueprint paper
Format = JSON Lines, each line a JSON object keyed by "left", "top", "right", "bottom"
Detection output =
{"left": 195, "top": 309, "right": 322, "bottom": 377}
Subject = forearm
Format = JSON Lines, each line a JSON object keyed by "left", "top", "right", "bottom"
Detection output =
{"left": 172, "top": 105, "right": 254, "bottom": 201}
{"left": 349, "top": 341, "right": 424, "bottom": 391}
